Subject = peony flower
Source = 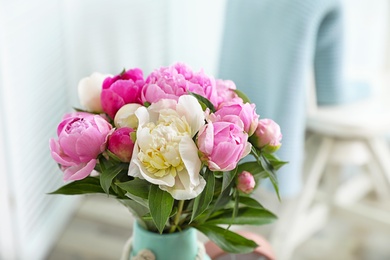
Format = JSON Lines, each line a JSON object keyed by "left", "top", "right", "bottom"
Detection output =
{"left": 237, "top": 171, "right": 255, "bottom": 194}
{"left": 49, "top": 112, "right": 112, "bottom": 181}
{"left": 114, "top": 103, "right": 142, "bottom": 129}
{"left": 128, "top": 95, "right": 206, "bottom": 200}
{"left": 142, "top": 63, "right": 219, "bottom": 107}
{"left": 197, "top": 120, "right": 251, "bottom": 172}
{"left": 78, "top": 72, "right": 109, "bottom": 113}
{"left": 141, "top": 63, "right": 191, "bottom": 104}
{"left": 187, "top": 70, "right": 219, "bottom": 108}
{"left": 215, "top": 79, "right": 240, "bottom": 108}
{"left": 250, "top": 118, "right": 282, "bottom": 153}
{"left": 101, "top": 68, "right": 145, "bottom": 119}
{"left": 108, "top": 127, "right": 135, "bottom": 162}
{"left": 214, "top": 101, "right": 259, "bottom": 136}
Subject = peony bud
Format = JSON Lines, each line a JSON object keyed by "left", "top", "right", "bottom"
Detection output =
{"left": 78, "top": 72, "right": 109, "bottom": 113}
{"left": 237, "top": 171, "right": 255, "bottom": 194}
{"left": 49, "top": 113, "right": 112, "bottom": 181}
{"left": 250, "top": 119, "right": 282, "bottom": 153}
{"left": 114, "top": 103, "right": 142, "bottom": 129}
{"left": 107, "top": 127, "right": 135, "bottom": 162}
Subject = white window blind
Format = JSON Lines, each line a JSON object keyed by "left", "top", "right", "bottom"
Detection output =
{"left": 0, "top": 1, "right": 78, "bottom": 259}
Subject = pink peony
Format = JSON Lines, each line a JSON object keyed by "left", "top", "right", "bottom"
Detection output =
{"left": 214, "top": 101, "right": 259, "bottom": 136}
{"left": 107, "top": 127, "right": 135, "bottom": 162}
{"left": 141, "top": 63, "right": 191, "bottom": 104}
{"left": 142, "top": 63, "right": 219, "bottom": 107}
{"left": 250, "top": 118, "right": 282, "bottom": 153}
{"left": 49, "top": 112, "right": 112, "bottom": 181}
{"left": 187, "top": 70, "right": 218, "bottom": 107}
{"left": 101, "top": 68, "right": 145, "bottom": 119}
{"left": 237, "top": 171, "right": 255, "bottom": 194}
{"left": 197, "top": 121, "right": 251, "bottom": 172}
{"left": 215, "top": 79, "right": 240, "bottom": 108}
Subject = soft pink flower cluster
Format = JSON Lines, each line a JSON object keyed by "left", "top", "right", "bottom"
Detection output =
{"left": 49, "top": 63, "right": 282, "bottom": 199}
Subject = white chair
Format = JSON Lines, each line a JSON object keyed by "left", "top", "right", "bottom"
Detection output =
{"left": 269, "top": 71, "right": 390, "bottom": 260}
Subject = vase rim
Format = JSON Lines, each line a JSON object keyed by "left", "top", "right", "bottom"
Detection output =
{"left": 134, "top": 220, "right": 195, "bottom": 238}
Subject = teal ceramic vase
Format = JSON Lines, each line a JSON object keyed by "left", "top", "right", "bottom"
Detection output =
{"left": 130, "top": 221, "right": 211, "bottom": 260}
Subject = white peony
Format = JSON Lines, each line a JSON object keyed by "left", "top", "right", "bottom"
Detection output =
{"left": 128, "top": 95, "right": 206, "bottom": 200}
{"left": 114, "top": 103, "right": 142, "bottom": 129}
{"left": 78, "top": 72, "right": 110, "bottom": 112}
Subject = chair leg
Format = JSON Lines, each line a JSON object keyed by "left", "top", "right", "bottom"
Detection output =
{"left": 270, "top": 135, "right": 334, "bottom": 260}
{"left": 365, "top": 138, "right": 390, "bottom": 189}
{"left": 365, "top": 161, "right": 390, "bottom": 201}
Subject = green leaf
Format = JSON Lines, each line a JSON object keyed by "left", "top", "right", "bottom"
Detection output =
{"left": 236, "top": 161, "right": 264, "bottom": 175}
{"left": 222, "top": 168, "right": 237, "bottom": 192}
{"left": 195, "top": 224, "right": 258, "bottom": 254}
{"left": 148, "top": 185, "right": 174, "bottom": 234}
{"left": 125, "top": 192, "right": 149, "bottom": 208}
{"left": 49, "top": 177, "right": 110, "bottom": 195}
{"left": 116, "top": 178, "right": 151, "bottom": 199}
{"left": 230, "top": 191, "right": 240, "bottom": 228}
{"left": 263, "top": 153, "right": 289, "bottom": 171}
{"left": 189, "top": 91, "right": 216, "bottom": 112}
{"left": 210, "top": 182, "right": 233, "bottom": 213}
{"left": 238, "top": 196, "right": 264, "bottom": 209}
{"left": 259, "top": 154, "right": 280, "bottom": 200}
{"left": 118, "top": 199, "right": 149, "bottom": 219}
{"left": 233, "top": 89, "right": 251, "bottom": 104}
{"left": 99, "top": 164, "right": 124, "bottom": 195}
{"left": 191, "top": 169, "right": 215, "bottom": 222}
{"left": 206, "top": 207, "right": 277, "bottom": 226}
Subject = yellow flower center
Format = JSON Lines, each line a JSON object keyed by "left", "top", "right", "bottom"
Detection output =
{"left": 138, "top": 109, "right": 191, "bottom": 178}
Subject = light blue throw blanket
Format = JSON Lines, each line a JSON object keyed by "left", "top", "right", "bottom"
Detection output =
{"left": 219, "top": 0, "right": 369, "bottom": 197}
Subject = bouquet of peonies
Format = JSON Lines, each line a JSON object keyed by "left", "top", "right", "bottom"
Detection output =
{"left": 49, "top": 63, "right": 286, "bottom": 253}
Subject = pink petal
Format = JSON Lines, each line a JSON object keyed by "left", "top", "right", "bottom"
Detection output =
{"left": 101, "top": 89, "right": 125, "bottom": 119}
{"left": 75, "top": 129, "right": 103, "bottom": 161}
{"left": 49, "top": 139, "right": 78, "bottom": 166}
{"left": 63, "top": 159, "right": 96, "bottom": 181}
{"left": 59, "top": 134, "right": 81, "bottom": 160}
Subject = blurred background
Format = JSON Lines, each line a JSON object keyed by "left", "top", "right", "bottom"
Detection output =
{"left": 1, "top": 0, "right": 390, "bottom": 259}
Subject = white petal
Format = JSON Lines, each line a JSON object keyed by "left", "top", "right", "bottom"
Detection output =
{"left": 177, "top": 95, "right": 205, "bottom": 136}
{"left": 129, "top": 141, "right": 175, "bottom": 187}
{"left": 136, "top": 127, "right": 154, "bottom": 152}
{"left": 128, "top": 144, "right": 142, "bottom": 178}
{"left": 77, "top": 72, "right": 109, "bottom": 112}
{"left": 160, "top": 173, "right": 206, "bottom": 200}
{"left": 179, "top": 136, "right": 201, "bottom": 186}
{"left": 135, "top": 106, "right": 150, "bottom": 127}
{"left": 114, "top": 103, "right": 142, "bottom": 128}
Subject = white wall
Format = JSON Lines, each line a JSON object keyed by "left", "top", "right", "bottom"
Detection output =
{"left": 166, "top": 0, "right": 227, "bottom": 75}
{"left": 0, "top": 1, "right": 78, "bottom": 259}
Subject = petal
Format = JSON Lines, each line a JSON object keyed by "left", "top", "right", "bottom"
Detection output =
{"left": 93, "top": 115, "right": 111, "bottom": 134}
{"left": 142, "top": 84, "right": 168, "bottom": 104}
{"left": 128, "top": 144, "right": 143, "bottom": 178}
{"left": 49, "top": 139, "right": 77, "bottom": 166}
{"left": 75, "top": 130, "right": 103, "bottom": 161}
{"left": 160, "top": 173, "right": 206, "bottom": 200}
{"left": 59, "top": 134, "right": 81, "bottom": 161}
{"left": 101, "top": 89, "right": 125, "bottom": 119}
{"left": 135, "top": 106, "right": 150, "bottom": 128}
{"left": 129, "top": 141, "right": 175, "bottom": 187}
{"left": 177, "top": 95, "right": 205, "bottom": 136}
{"left": 198, "top": 124, "right": 214, "bottom": 155}
{"left": 63, "top": 159, "right": 96, "bottom": 181}
{"left": 179, "top": 136, "right": 201, "bottom": 187}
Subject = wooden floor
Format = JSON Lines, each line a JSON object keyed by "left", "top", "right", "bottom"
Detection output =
{"left": 46, "top": 194, "right": 390, "bottom": 260}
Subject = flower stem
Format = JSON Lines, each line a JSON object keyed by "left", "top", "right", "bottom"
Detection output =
{"left": 169, "top": 200, "right": 184, "bottom": 233}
